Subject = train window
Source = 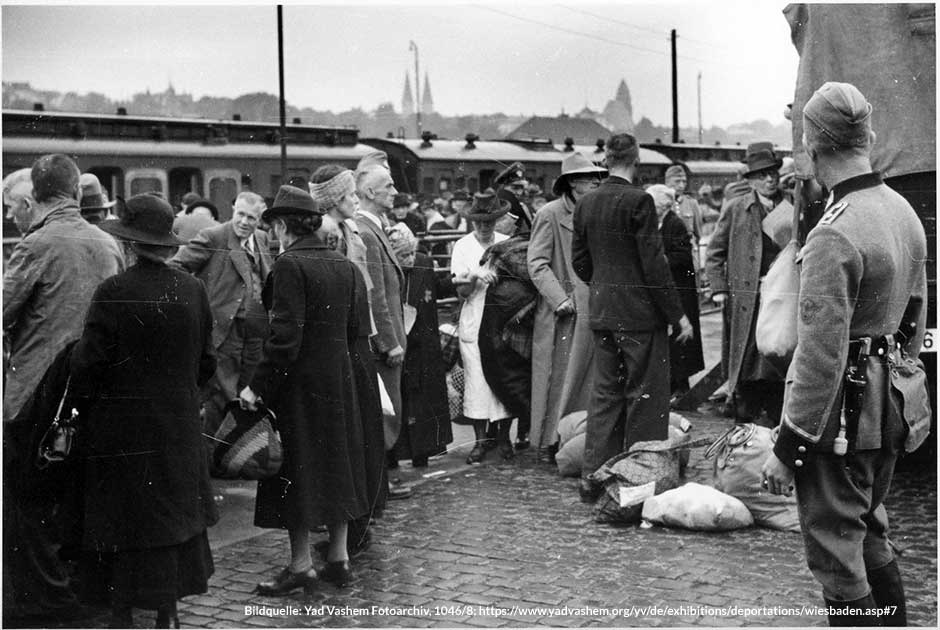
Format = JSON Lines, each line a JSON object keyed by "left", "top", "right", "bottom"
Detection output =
{"left": 468, "top": 177, "right": 479, "bottom": 193}
{"left": 88, "top": 167, "right": 123, "bottom": 201}
{"left": 168, "top": 167, "right": 203, "bottom": 209}
{"left": 205, "top": 169, "right": 240, "bottom": 223}
{"left": 422, "top": 177, "right": 435, "bottom": 195}
{"left": 241, "top": 173, "right": 253, "bottom": 190}
{"left": 126, "top": 168, "right": 167, "bottom": 197}
{"left": 438, "top": 177, "right": 451, "bottom": 192}
{"left": 270, "top": 174, "right": 282, "bottom": 193}
{"left": 478, "top": 170, "right": 495, "bottom": 190}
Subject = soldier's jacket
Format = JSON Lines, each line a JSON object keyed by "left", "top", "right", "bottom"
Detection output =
{"left": 774, "top": 172, "right": 929, "bottom": 466}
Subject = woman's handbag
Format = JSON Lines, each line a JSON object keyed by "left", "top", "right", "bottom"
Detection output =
{"left": 439, "top": 322, "right": 461, "bottom": 371}
{"left": 756, "top": 183, "right": 804, "bottom": 361}
{"left": 36, "top": 377, "right": 78, "bottom": 469}
{"left": 211, "top": 400, "right": 283, "bottom": 480}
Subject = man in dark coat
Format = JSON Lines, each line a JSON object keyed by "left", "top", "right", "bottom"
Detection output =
{"left": 761, "top": 82, "right": 929, "bottom": 627}
{"left": 170, "top": 191, "right": 273, "bottom": 441}
{"left": 572, "top": 133, "right": 692, "bottom": 503}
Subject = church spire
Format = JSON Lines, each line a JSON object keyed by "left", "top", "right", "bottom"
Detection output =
{"left": 616, "top": 79, "right": 632, "bottom": 113}
{"left": 421, "top": 72, "right": 434, "bottom": 115}
{"left": 401, "top": 72, "right": 415, "bottom": 117}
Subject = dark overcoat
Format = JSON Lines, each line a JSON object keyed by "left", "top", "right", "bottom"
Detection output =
{"left": 394, "top": 253, "right": 452, "bottom": 460}
{"left": 660, "top": 210, "right": 705, "bottom": 381}
{"left": 70, "top": 260, "right": 218, "bottom": 551}
{"left": 572, "top": 176, "right": 685, "bottom": 332}
{"left": 251, "top": 235, "right": 370, "bottom": 529}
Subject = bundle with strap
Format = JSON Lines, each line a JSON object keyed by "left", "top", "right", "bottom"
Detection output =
{"left": 756, "top": 181, "right": 805, "bottom": 361}
{"left": 211, "top": 400, "right": 283, "bottom": 480}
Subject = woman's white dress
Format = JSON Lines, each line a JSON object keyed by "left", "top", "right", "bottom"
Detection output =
{"left": 450, "top": 231, "right": 509, "bottom": 421}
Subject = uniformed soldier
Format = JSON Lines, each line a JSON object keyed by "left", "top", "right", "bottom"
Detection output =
{"left": 761, "top": 82, "right": 931, "bottom": 626}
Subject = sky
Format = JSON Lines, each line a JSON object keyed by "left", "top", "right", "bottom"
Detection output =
{"left": 1, "top": 1, "right": 800, "bottom": 128}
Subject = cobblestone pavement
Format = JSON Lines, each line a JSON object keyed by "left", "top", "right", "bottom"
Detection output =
{"left": 26, "top": 409, "right": 937, "bottom": 629}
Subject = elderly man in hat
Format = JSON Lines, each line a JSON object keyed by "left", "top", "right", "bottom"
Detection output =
{"left": 705, "top": 141, "right": 794, "bottom": 428}
{"left": 528, "top": 152, "right": 607, "bottom": 463}
{"left": 170, "top": 191, "right": 273, "bottom": 442}
{"left": 664, "top": 164, "right": 718, "bottom": 244}
{"left": 77, "top": 173, "right": 116, "bottom": 225}
{"left": 761, "top": 82, "right": 929, "bottom": 627}
{"left": 572, "top": 134, "right": 692, "bottom": 502}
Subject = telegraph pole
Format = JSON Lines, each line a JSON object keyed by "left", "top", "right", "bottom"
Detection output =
{"left": 277, "top": 5, "right": 287, "bottom": 179}
{"left": 671, "top": 29, "right": 679, "bottom": 143}
{"left": 409, "top": 40, "right": 421, "bottom": 138}
{"left": 697, "top": 71, "right": 703, "bottom": 144}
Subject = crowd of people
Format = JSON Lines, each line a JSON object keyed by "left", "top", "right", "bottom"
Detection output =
{"left": 1, "top": 81, "right": 928, "bottom": 628}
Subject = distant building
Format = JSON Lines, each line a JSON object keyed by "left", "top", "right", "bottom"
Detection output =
{"left": 401, "top": 72, "right": 415, "bottom": 117}
{"left": 601, "top": 79, "right": 635, "bottom": 133}
{"left": 506, "top": 113, "right": 612, "bottom": 145}
{"left": 421, "top": 72, "right": 434, "bottom": 115}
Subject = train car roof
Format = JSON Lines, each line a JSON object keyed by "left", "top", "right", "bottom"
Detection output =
{"left": 555, "top": 143, "right": 673, "bottom": 166}
{"left": 682, "top": 160, "right": 747, "bottom": 175}
{"left": 2, "top": 136, "right": 375, "bottom": 161}
{"left": 372, "top": 138, "right": 672, "bottom": 165}
{"left": 2, "top": 108, "right": 358, "bottom": 132}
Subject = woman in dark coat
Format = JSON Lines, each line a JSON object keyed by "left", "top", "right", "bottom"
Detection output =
{"left": 240, "top": 186, "right": 369, "bottom": 595}
{"left": 70, "top": 194, "right": 218, "bottom": 629}
{"left": 648, "top": 184, "right": 705, "bottom": 398}
{"left": 387, "top": 224, "right": 453, "bottom": 467}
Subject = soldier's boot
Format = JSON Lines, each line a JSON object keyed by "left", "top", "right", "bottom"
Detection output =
{"left": 824, "top": 592, "right": 882, "bottom": 627}
{"left": 867, "top": 560, "right": 907, "bottom": 626}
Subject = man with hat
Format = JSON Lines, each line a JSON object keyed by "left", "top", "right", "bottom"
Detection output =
{"left": 528, "top": 152, "right": 607, "bottom": 463}
{"left": 705, "top": 141, "right": 794, "bottom": 428}
{"left": 761, "top": 82, "right": 929, "bottom": 627}
{"left": 390, "top": 192, "right": 424, "bottom": 236}
{"left": 664, "top": 164, "right": 718, "bottom": 249}
{"left": 354, "top": 164, "right": 411, "bottom": 499}
{"left": 572, "top": 134, "right": 692, "bottom": 502}
{"left": 3, "top": 154, "right": 124, "bottom": 619}
{"left": 78, "top": 173, "right": 116, "bottom": 225}
{"left": 170, "top": 190, "right": 273, "bottom": 442}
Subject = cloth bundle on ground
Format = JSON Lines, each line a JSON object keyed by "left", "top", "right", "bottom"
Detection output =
{"left": 591, "top": 434, "right": 700, "bottom": 524}
{"left": 641, "top": 482, "right": 753, "bottom": 531}
{"left": 556, "top": 412, "right": 693, "bottom": 478}
{"left": 704, "top": 423, "right": 800, "bottom": 532}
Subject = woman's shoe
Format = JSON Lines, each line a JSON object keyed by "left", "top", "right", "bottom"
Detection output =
{"left": 318, "top": 561, "right": 352, "bottom": 588}
{"left": 256, "top": 567, "right": 317, "bottom": 596}
{"left": 411, "top": 455, "right": 429, "bottom": 468}
{"left": 515, "top": 434, "right": 531, "bottom": 451}
{"left": 465, "top": 443, "right": 485, "bottom": 464}
{"left": 155, "top": 610, "right": 180, "bottom": 629}
{"left": 497, "top": 440, "right": 515, "bottom": 460}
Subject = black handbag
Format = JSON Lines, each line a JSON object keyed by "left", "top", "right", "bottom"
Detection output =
{"left": 36, "top": 377, "right": 78, "bottom": 469}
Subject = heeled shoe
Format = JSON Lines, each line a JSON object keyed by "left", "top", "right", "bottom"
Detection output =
{"left": 155, "top": 611, "right": 180, "bottom": 629}
{"left": 256, "top": 567, "right": 317, "bottom": 596}
{"left": 318, "top": 561, "right": 352, "bottom": 588}
{"left": 466, "top": 443, "right": 485, "bottom": 464}
{"left": 497, "top": 440, "right": 515, "bottom": 460}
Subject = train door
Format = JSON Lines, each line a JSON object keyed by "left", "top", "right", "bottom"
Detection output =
{"left": 204, "top": 169, "right": 240, "bottom": 222}
{"left": 126, "top": 168, "right": 168, "bottom": 198}
{"left": 168, "top": 167, "right": 204, "bottom": 210}
{"left": 87, "top": 167, "right": 123, "bottom": 202}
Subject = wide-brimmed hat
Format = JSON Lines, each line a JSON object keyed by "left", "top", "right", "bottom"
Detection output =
{"left": 742, "top": 142, "right": 783, "bottom": 176}
{"left": 393, "top": 193, "right": 411, "bottom": 208}
{"left": 99, "top": 194, "right": 183, "bottom": 247}
{"left": 79, "top": 173, "right": 116, "bottom": 212}
{"left": 262, "top": 185, "right": 321, "bottom": 222}
{"left": 463, "top": 189, "right": 511, "bottom": 221}
{"left": 552, "top": 152, "right": 608, "bottom": 196}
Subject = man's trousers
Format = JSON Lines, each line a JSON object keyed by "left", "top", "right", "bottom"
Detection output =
{"left": 203, "top": 318, "right": 263, "bottom": 437}
{"left": 581, "top": 328, "right": 670, "bottom": 478}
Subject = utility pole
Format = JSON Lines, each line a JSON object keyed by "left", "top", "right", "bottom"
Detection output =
{"left": 671, "top": 29, "right": 679, "bottom": 143}
{"left": 409, "top": 40, "right": 421, "bottom": 138}
{"left": 277, "top": 5, "right": 287, "bottom": 180}
{"left": 697, "top": 71, "right": 703, "bottom": 144}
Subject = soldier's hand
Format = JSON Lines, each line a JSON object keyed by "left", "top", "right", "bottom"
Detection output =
{"left": 555, "top": 298, "right": 576, "bottom": 317}
{"left": 761, "top": 453, "right": 795, "bottom": 497}
{"left": 386, "top": 345, "right": 405, "bottom": 367}
{"left": 712, "top": 292, "right": 727, "bottom": 306}
{"left": 674, "top": 316, "right": 694, "bottom": 343}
